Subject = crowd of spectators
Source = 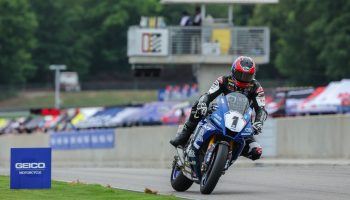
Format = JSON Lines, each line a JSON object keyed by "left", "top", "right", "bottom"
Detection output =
{"left": 0, "top": 102, "right": 190, "bottom": 135}
{"left": 1, "top": 79, "right": 349, "bottom": 135}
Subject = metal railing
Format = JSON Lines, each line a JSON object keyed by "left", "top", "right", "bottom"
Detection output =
{"left": 170, "top": 27, "right": 202, "bottom": 55}
{"left": 128, "top": 25, "right": 270, "bottom": 61}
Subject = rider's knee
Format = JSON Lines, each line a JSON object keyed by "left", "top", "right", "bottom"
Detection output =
{"left": 250, "top": 147, "right": 262, "bottom": 161}
{"left": 244, "top": 142, "right": 262, "bottom": 161}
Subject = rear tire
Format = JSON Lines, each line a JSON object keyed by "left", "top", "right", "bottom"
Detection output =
{"left": 200, "top": 143, "right": 228, "bottom": 194}
{"left": 170, "top": 164, "right": 193, "bottom": 192}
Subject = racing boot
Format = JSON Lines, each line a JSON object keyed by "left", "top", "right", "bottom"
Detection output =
{"left": 241, "top": 139, "right": 263, "bottom": 161}
{"left": 170, "top": 121, "right": 197, "bottom": 147}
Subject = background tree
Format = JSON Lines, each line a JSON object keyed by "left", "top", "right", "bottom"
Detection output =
{"left": 308, "top": 0, "right": 350, "bottom": 80}
{"left": 29, "top": 0, "right": 161, "bottom": 82}
{"left": 1, "top": 0, "right": 349, "bottom": 87}
{"left": 251, "top": 0, "right": 350, "bottom": 86}
{"left": 30, "top": 0, "right": 92, "bottom": 83}
{"left": 0, "top": 0, "right": 37, "bottom": 84}
{"left": 82, "top": 0, "right": 161, "bottom": 76}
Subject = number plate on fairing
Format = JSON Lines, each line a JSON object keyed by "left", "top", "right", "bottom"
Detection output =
{"left": 224, "top": 111, "right": 246, "bottom": 132}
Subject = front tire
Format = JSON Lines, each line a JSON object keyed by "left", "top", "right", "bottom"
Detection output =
{"left": 170, "top": 164, "right": 193, "bottom": 192}
{"left": 200, "top": 143, "right": 228, "bottom": 194}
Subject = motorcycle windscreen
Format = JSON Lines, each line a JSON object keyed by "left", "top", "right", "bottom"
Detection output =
{"left": 224, "top": 93, "right": 250, "bottom": 132}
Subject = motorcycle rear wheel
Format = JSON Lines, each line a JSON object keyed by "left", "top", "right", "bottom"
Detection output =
{"left": 200, "top": 143, "right": 228, "bottom": 194}
{"left": 170, "top": 164, "right": 193, "bottom": 192}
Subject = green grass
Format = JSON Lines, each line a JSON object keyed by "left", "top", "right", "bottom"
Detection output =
{"left": 0, "top": 176, "right": 180, "bottom": 200}
{"left": 0, "top": 90, "right": 157, "bottom": 109}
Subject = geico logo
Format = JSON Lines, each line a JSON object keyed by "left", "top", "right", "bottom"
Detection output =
{"left": 15, "top": 163, "right": 46, "bottom": 169}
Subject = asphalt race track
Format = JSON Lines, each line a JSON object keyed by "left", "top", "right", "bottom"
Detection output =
{"left": 53, "top": 165, "right": 350, "bottom": 200}
{"left": 1, "top": 165, "right": 349, "bottom": 200}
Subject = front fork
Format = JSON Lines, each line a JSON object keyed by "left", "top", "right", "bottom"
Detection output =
{"left": 201, "top": 136, "right": 216, "bottom": 172}
{"left": 200, "top": 136, "right": 236, "bottom": 175}
{"left": 201, "top": 137, "right": 245, "bottom": 173}
{"left": 224, "top": 141, "right": 235, "bottom": 170}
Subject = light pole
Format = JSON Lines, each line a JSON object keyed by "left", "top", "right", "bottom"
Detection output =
{"left": 49, "top": 65, "right": 67, "bottom": 109}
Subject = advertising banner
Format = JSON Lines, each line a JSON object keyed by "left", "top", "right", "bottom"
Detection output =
{"left": 50, "top": 129, "right": 115, "bottom": 150}
{"left": 128, "top": 28, "right": 169, "bottom": 56}
{"left": 10, "top": 148, "right": 52, "bottom": 189}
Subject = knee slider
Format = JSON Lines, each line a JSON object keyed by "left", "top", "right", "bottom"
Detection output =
{"left": 250, "top": 147, "right": 262, "bottom": 161}
{"left": 248, "top": 142, "right": 262, "bottom": 161}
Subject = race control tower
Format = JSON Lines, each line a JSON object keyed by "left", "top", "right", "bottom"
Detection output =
{"left": 127, "top": 0, "right": 278, "bottom": 93}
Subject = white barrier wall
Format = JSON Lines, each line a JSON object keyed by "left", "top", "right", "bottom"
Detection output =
{"left": 256, "top": 118, "right": 277, "bottom": 157}
{"left": 0, "top": 133, "right": 49, "bottom": 168}
{"left": 52, "top": 126, "right": 177, "bottom": 168}
{"left": 276, "top": 114, "right": 350, "bottom": 158}
{"left": 0, "top": 115, "right": 349, "bottom": 168}
{"left": 0, "top": 121, "right": 277, "bottom": 168}
{"left": 0, "top": 126, "right": 178, "bottom": 168}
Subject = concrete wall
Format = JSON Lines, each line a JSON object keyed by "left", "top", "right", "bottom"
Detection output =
{"left": 0, "top": 126, "right": 178, "bottom": 168}
{"left": 0, "top": 133, "right": 49, "bottom": 168}
{"left": 1, "top": 115, "right": 349, "bottom": 168}
{"left": 54, "top": 126, "right": 177, "bottom": 168}
{"left": 276, "top": 115, "right": 350, "bottom": 158}
{"left": 256, "top": 119, "right": 277, "bottom": 157}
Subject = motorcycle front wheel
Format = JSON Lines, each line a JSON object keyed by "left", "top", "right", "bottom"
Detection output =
{"left": 200, "top": 143, "right": 228, "bottom": 194}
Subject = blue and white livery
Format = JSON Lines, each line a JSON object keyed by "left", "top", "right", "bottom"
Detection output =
{"left": 170, "top": 92, "right": 254, "bottom": 194}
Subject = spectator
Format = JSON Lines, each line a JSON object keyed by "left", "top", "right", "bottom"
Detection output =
{"left": 180, "top": 11, "right": 191, "bottom": 26}
{"left": 193, "top": 7, "right": 201, "bottom": 26}
{"left": 177, "top": 11, "right": 191, "bottom": 54}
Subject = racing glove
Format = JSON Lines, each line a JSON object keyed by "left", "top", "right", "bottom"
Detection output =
{"left": 252, "top": 121, "right": 263, "bottom": 135}
{"left": 196, "top": 102, "right": 208, "bottom": 116}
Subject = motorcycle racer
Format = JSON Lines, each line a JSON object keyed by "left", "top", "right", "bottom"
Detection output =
{"left": 170, "top": 56, "right": 268, "bottom": 161}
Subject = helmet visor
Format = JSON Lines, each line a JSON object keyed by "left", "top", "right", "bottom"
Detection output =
{"left": 234, "top": 70, "right": 254, "bottom": 83}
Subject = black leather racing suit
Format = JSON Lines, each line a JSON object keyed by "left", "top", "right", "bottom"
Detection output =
{"left": 187, "top": 75, "right": 268, "bottom": 159}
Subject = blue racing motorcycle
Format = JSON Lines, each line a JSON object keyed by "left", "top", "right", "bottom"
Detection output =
{"left": 170, "top": 92, "right": 255, "bottom": 194}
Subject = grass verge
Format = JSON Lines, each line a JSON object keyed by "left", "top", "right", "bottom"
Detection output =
{"left": 0, "top": 176, "right": 180, "bottom": 200}
{"left": 0, "top": 90, "right": 157, "bottom": 109}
